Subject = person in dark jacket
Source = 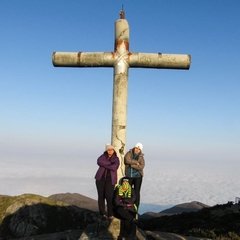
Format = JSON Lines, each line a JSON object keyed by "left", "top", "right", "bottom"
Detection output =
{"left": 113, "top": 177, "right": 137, "bottom": 240}
{"left": 124, "top": 142, "right": 145, "bottom": 208}
{"left": 95, "top": 144, "right": 119, "bottom": 219}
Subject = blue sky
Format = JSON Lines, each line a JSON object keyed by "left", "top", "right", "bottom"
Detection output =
{"left": 0, "top": 1, "right": 239, "bottom": 209}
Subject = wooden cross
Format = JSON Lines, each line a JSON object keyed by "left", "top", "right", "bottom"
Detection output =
{"left": 52, "top": 10, "right": 191, "bottom": 180}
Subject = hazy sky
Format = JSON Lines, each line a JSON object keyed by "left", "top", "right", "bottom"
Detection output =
{"left": 0, "top": 1, "right": 239, "bottom": 211}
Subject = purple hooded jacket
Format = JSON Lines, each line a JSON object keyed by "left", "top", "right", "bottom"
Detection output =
{"left": 95, "top": 152, "right": 120, "bottom": 185}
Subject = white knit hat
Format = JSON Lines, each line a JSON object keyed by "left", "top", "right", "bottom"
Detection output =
{"left": 105, "top": 143, "right": 115, "bottom": 151}
{"left": 134, "top": 142, "right": 143, "bottom": 151}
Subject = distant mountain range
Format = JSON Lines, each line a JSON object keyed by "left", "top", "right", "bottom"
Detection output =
{"left": 49, "top": 192, "right": 98, "bottom": 212}
{"left": 48, "top": 193, "right": 175, "bottom": 215}
{"left": 141, "top": 201, "right": 209, "bottom": 219}
{"left": 48, "top": 193, "right": 205, "bottom": 216}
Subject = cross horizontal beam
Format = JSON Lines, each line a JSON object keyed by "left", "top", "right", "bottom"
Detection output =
{"left": 52, "top": 52, "right": 191, "bottom": 69}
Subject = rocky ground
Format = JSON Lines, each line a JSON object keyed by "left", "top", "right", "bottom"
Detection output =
{"left": 2, "top": 218, "right": 211, "bottom": 240}
{"left": 0, "top": 194, "right": 214, "bottom": 240}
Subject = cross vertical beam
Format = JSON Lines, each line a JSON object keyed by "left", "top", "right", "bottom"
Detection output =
{"left": 52, "top": 10, "right": 191, "bottom": 180}
{"left": 112, "top": 13, "right": 129, "bottom": 177}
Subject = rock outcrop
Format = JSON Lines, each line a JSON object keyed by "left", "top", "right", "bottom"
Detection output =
{"left": 0, "top": 194, "right": 96, "bottom": 238}
{"left": 0, "top": 194, "right": 146, "bottom": 240}
{"left": 1, "top": 193, "right": 227, "bottom": 240}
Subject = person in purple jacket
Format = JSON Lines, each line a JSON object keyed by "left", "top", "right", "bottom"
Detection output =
{"left": 95, "top": 144, "right": 120, "bottom": 219}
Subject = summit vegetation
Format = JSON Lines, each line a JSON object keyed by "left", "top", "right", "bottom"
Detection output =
{"left": 140, "top": 201, "right": 240, "bottom": 240}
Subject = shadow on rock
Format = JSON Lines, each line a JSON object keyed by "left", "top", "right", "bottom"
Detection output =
{"left": 0, "top": 203, "right": 97, "bottom": 239}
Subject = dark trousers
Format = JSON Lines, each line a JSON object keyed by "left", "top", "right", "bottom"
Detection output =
{"left": 129, "top": 177, "right": 142, "bottom": 208}
{"left": 115, "top": 206, "right": 136, "bottom": 239}
{"left": 96, "top": 179, "right": 114, "bottom": 216}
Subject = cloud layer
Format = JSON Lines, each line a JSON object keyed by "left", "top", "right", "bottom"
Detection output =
{"left": 1, "top": 158, "right": 238, "bottom": 214}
